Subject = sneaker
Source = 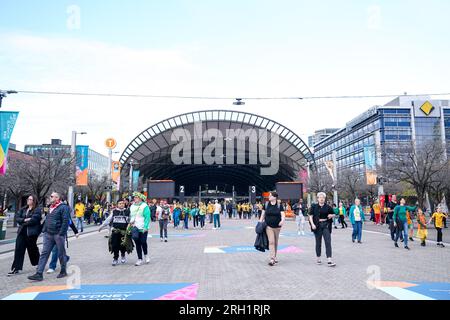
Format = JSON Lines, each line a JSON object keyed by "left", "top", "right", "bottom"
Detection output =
{"left": 28, "top": 273, "right": 43, "bottom": 281}
{"left": 316, "top": 260, "right": 322, "bottom": 265}
{"left": 298, "top": 231, "right": 301, "bottom": 235}
{"left": 327, "top": 262, "right": 336, "bottom": 267}
{"left": 212, "top": 227, "right": 216, "bottom": 230}
{"left": 358, "top": 241, "right": 362, "bottom": 244}
{"left": 46, "top": 268, "right": 55, "bottom": 274}
{"left": 394, "top": 242, "right": 399, "bottom": 248}
{"left": 441, "top": 244, "right": 446, "bottom": 248}
{"left": 160, "top": 238, "right": 163, "bottom": 242}
{"left": 409, "top": 237, "right": 414, "bottom": 242}
{"left": 405, "top": 246, "right": 410, "bottom": 250}
{"left": 352, "top": 239, "right": 355, "bottom": 243}
{"left": 421, "top": 242, "right": 426, "bottom": 247}
{"left": 334, "top": 226, "right": 337, "bottom": 229}
{"left": 145, "top": 255, "right": 150, "bottom": 264}
{"left": 57, "top": 270, "right": 67, "bottom": 278}
{"left": 301, "top": 231, "right": 305, "bottom": 236}
{"left": 7, "top": 269, "right": 20, "bottom": 276}
{"left": 135, "top": 259, "right": 143, "bottom": 266}
{"left": 121, "top": 256, "right": 127, "bottom": 264}
{"left": 112, "top": 259, "right": 118, "bottom": 266}
{"left": 164, "top": 238, "right": 168, "bottom": 242}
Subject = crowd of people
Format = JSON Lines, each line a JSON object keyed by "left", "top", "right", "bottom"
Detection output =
{"left": 5, "top": 189, "right": 448, "bottom": 280}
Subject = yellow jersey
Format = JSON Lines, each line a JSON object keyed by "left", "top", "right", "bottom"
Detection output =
{"left": 74, "top": 203, "right": 85, "bottom": 218}
{"left": 432, "top": 212, "right": 447, "bottom": 229}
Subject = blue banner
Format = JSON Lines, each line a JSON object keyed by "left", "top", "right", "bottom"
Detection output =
{"left": 0, "top": 111, "right": 19, "bottom": 175}
{"left": 76, "top": 145, "right": 89, "bottom": 186}
{"left": 132, "top": 170, "right": 140, "bottom": 191}
{"left": 364, "top": 145, "right": 376, "bottom": 171}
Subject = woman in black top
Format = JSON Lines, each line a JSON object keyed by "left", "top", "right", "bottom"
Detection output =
{"left": 259, "top": 191, "right": 285, "bottom": 266}
{"left": 308, "top": 192, "right": 336, "bottom": 267}
{"left": 8, "top": 195, "right": 42, "bottom": 276}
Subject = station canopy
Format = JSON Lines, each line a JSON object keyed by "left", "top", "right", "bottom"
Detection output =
{"left": 120, "top": 110, "right": 315, "bottom": 196}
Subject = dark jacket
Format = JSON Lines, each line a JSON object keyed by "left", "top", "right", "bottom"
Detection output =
{"left": 309, "top": 203, "right": 334, "bottom": 234}
{"left": 254, "top": 221, "right": 269, "bottom": 252}
{"left": 42, "top": 203, "right": 70, "bottom": 236}
{"left": 16, "top": 207, "right": 43, "bottom": 237}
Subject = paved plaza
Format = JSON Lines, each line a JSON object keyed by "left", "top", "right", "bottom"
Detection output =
{"left": 0, "top": 217, "right": 449, "bottom": 300}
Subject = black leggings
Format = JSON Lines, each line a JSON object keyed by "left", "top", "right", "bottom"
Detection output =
{"left": 314, "top": 222, "right": 332, "bottom": 258}
{"left": 437, "top": 228, "right": 443, "bottom": 243}
{"left": 339, "top": 215, "right": 347, "bottom": 228}
{"left": 111, "top": 231, "right": 126, "bottom": 260}
{"left": 132, "top": 231, "right": 148, "bottom": 260}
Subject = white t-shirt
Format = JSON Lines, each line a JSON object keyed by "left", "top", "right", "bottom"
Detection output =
{"left": 354, "top": 207, "right": 361, "bottom": 222}
{"left": 214, "top": 203, "right": 222, "bottom": 214}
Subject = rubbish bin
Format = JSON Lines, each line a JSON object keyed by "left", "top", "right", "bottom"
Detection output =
{"left": 0, "top": 217, "right": 7, "bottom": 240}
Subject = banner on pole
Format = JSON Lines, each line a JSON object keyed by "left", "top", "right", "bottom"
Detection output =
{"left": 132, "top": 170, "right": 140, "bottom": 191}
{"left": 364, "top": 145, "right": 377, "bottom": 185}
{"left": 112, "top": 161, "right": 121, "bottom": 191}
{"left": 0, "top": 111, "right": 19, "bottom": 175}
{"left": 76, "top": 145, "right": 89, "bottom": 186}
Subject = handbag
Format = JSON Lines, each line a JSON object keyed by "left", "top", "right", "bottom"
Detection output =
{"left": 131, "top": 226, "right": 140, "bottom": 240}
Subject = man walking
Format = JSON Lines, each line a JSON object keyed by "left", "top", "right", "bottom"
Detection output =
{"left": 28, "top": 192, "right": 70, "bottom": 281}
{"left": 74, "top": 198, "right": 85, "bottom": 233}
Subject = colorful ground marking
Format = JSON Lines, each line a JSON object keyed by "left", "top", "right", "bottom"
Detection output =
{"left": 368, "top": 281, "right": 450, "bottom": 300}
{"left": 2, "top": 283, "right": 199, "bottom": 300}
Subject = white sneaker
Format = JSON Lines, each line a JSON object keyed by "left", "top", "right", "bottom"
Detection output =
{"left": 145, "top": 255, "right": 150, "bottom": 264}
{"left": 46, "top": 268, "right": 55, "bottom": 274}
{"left": 298, "top": 231, "right": 301, "bottom": 235}
{"left": 121, "top": 256, "right": 126, "bottom": 264}
{"left": 160, "top": 238, "right": 163, "bottom": 242}
{"left": 212, "top": 227, "right": 216, "bottom": 230}
{"left": 112, "top": 260, "right": 118, "bottom": 266}
{"left": 301, "top": 231, "right": 305, "bottom": 236}
{"left": 135, "top": 259, "right": 143, "bottom": 266}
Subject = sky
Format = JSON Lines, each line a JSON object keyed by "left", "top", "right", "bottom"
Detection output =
{"left": 1, "top": 0, "right": 450, "bottom": 159}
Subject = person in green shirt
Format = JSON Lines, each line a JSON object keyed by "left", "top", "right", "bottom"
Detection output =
{"left": 338, "top": 202, "right": 347, "bottom": 228}
{"left": 393, "top": 198, "right": 416, "bottom": 250}
{"left": 129, "top": 192, "right": 151, "bottom": 265}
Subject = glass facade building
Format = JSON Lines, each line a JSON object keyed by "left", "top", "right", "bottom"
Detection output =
{"left": 25, "top": 139, "right": 110, "bottom": 178}
{"left": 313, "top": 96, "right": 450, "bottom": 177}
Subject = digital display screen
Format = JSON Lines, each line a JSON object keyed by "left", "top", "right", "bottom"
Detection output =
{"left": 147, "top": 181, "right": 175, "bottom": 198}
{"left": 276, "top": 182, "right": 303, "bottom": 200}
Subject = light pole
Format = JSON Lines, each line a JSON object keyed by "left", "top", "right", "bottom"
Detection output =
{"left": 0, "top": 90, "right": 17, "bottom": 108}
{"left": 68, "top": 131, "right": 87, "bottom": 209}
{"left": 106, "top": 151, "right": 120, "bottom": 203}
{"left": 332, "top": 151, "right": 338, "bottom": 206}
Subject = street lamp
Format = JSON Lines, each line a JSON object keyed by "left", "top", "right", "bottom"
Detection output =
{"left": 68, "top": 131, "right": 87, "bottom": 209}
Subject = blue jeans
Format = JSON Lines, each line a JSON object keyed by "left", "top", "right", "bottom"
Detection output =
{"left": 213, "top": 214, "right": 221, "bottom": 228}
{"left": 76, "top": 217, "right": 84, "bottom": 232}
{"left": 352, "top": 221, "right": 363, "bottom": 242}
{"left": 174, "top": 214, "right": 180, "bottom": 227}
{"left": 395, "top": 221, "right": 409, "bottom": 247}
{"left": 49, "top": 244, "right": 70, "bottom": 270}
{"left": 184, "top": 214, "right": 189, "bottom": 229}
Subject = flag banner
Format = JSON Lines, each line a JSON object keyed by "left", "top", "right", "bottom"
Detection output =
{"left": 364, "top": 145, "right": 377, "bottom": 185}
{"left": 0, "top": 111, "right": 19, "bottom": 175}
{"left": 132, "top": 170, "right": 140, "bottom": 191}
{"left": 325, "top": 160, "right": 335, "bottom": 181}
{"left": 112, "top": 161, "right": 121, "bottom": 191}
{"left": 0, "top": 156, "right": 7, "bottom": 175}
{"left": 298, "top": 168, "right": 309, "bottom": 193}
{"left": 76, "top": 145, "right": 89, "bottom": 186}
